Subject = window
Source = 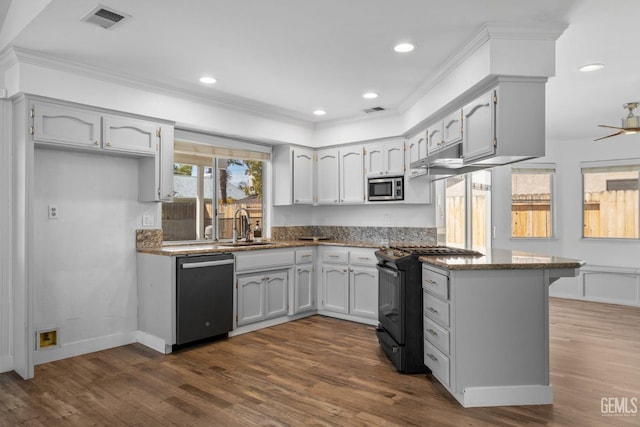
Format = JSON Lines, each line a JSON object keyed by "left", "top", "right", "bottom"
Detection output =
{"left": 582, "top": 163, "right": 639, "bottom": 239}
{"left": 511, "top": 166, "right": 555, "bottom": 238}
{"left": 162, "top": 137, "right": 270, "bottom": 242}
{"left": 445, "top": 170, "right": 492, "bottom": 253}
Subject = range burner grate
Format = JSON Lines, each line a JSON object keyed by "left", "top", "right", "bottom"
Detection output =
{"left": 391, "top": 245, "right": 482, "bottom": 256}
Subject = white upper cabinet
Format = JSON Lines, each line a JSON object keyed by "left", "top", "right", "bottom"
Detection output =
{"left": 103, "top": 115, "right": 157, "bottom": 156}
{"left": 427, "top": 122, "right": 443, "bottom": 154}
{"left": 292, "top": 147, "right": 315, "bottom": 204}
{"left": 442, "top": 109, "right": 463, "bottom": 147}
{"left": 406, "top": 130, "right": 427, "bottom": 178}
{"left": 339, "top": 146, "right": 365, "bottom": 204}
{"left": 316, "top": 148, "right": 339, "bottom": 205}
{"left": 31, "top": 100, "right": 160, "bottom": 157}
{"left": 32, "top": 101, "right": 101, "bottom": 149}
{"left": 272, "top": 145, "right": 315, "bottom": 206}
{"left": 364, "top": 139, "right": 405, "bottom": 177}
{"left": 462, "top": 89, "right": 496, "bottom": 162}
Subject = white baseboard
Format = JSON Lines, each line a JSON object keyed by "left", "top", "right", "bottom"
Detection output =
{"left": 136, "top": 330, "right": 171, "bottom": 354}
{"left": 316, "top": 310, "right": 378, "bottom": 326}
{"left": 460, "top": 385, "right": 553, "bottom": 407}
{"left": 33, "top": 331, "right": 138, "bottom": 365}
{"left": 0, "top": 354, "right": 13, "bottom": 373}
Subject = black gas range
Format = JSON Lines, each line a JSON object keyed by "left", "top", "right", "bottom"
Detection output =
{"left": 375, "top": 245, "right": 481, "bottom": 374}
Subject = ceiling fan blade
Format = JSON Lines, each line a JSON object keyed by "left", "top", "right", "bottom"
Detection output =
{"left": 597, "top": 124, "right": 625, "bottom": 130}
{"left": 594, "top": 131, "right": 624, "bottom": 141}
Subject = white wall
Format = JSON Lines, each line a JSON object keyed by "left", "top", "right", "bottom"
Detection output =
{"left": 32, "top": 148, "right": 159, "bottom": 364}
{"left": 492, "top": 131, "right": 640, "bottom": 305}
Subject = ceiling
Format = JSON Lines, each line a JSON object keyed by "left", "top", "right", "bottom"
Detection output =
{"left": 1, "top": 0, "right": 639, "bottom": 142}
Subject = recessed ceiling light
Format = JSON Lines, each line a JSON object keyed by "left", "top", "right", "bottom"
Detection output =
{"left": 313, "top": 109, "right": 326, "bottom": 116}
{"left": 363, "top": 92, "right": 379, "bottom": 99}
{"left": 578, "top": 63, "right": 604, "bottom": 72}
{"left": 394, "top": 43, "right": 414, "bottom": 53}
{"left": 199, "top": 76, "right": 217, "bottom": 84}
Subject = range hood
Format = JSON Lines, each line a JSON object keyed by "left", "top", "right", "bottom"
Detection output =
{"left": 410, "top": 142, "right": 534, "bottom": 177}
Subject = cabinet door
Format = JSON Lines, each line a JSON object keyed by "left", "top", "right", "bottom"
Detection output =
{"left": 294, "top": 265, "right": 315, "bottom": 313}
{"left": 292, "top": 147, "right": 314, "bottom": 204}
{"left": 442, "top": 109, "right": 463, "bottom": 146}
{"left": 237, "top": 274, "right": 265, "bottom": 326}
{"left": 139, "top": 124, "right": 174, "bottom": 202}
{"left": 384, "top": 140, "right": 405, "bottom": 176}
{"left": 322, "top": 265, "right": 349, "bottom": 313}
{"left": 349, "top": 267, "right": 378, "bottom": 319}
{"left": 265, "top": 271, "right": 288, "bottom": 319}
{"left": 339, "top": 147, "right": 364, "bottom": 204}
{"left": 316, "top": 148, "right": 339, "bottom": 205}
{"left": 427, "top": 123, "right": 443, "bottom": 154}
{"left": 32, "top": 101, "right": 101, "bottom": 149}
{"left": 406, "top": 131, "right": 427, "bottom": 178}
{"left": 463, "top": 89, "right": 496, "bottom": 162}
{"left": 364, "top": 142, "right": 384, "bottom": 176}
{"left": 103, "top": 115, "right": 157, "bottom": 156}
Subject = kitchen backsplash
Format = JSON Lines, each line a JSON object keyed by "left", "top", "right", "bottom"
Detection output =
{"left": 136, "top": 229, "right": 163, "bottom": 249}
{"left": 271, "top": 226, "right": 437, "bottom": 246}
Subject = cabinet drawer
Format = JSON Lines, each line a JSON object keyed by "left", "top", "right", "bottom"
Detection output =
{"left": 424, "top": 316, "right": 450, "bottom": 355}
{"left": 423, "top": 293, "right": 450, "bottom": 327}
{"left": 235, "top": 250, "right": 295, "bottom": 272}
{"left": 422, "top": 266, "right": 448, "bottom": 300}
{"left": 295, "top": 249, "right": 314, "bottom": 264}
{"left": 424, "top": 340, "right": 450, "bottom": 388}
{"left": 349, "top": 250, "right": 376, "bottom": 266}
{"left": 322, "top": 250, "right": 348, "bottom": 264}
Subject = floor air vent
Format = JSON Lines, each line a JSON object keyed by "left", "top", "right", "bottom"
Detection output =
{"left": 81, "top": 5, "right": 130, "bottom": 29}
{"left": 363, "top": 106, "right": 386, "bottom": 114}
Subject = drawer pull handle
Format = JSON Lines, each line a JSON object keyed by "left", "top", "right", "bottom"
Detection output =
{"left": 357, "top": 257, "right": 370, "bottom": 260}
{"left": 427, "top": 353, "right": 438, "bottom": 362}
{"left": 424, "top": 279, "right": 437, "bottom": 285}
{"left": 328, "top": 255, "right": 340, "bottom": 258}
{"left": 427, "top": 307, "right": 439, "bottom": 314}
{"left": 427, "top": 329, "right": 438, "bottom": 337}
{"left": 301, "top": 254, "right": 311, "bottom": 257}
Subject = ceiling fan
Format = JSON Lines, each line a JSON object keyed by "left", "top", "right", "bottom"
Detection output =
{"left": 595, "top": 102, "right": 640, "bottom": 141}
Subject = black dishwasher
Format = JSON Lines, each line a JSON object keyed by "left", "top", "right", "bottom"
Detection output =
{"left": 176, "top": 253, "right": 234, "bottom": 346}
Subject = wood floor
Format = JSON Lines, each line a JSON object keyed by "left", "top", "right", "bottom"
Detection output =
{"left": 1, "top": 298, "right": 639, "bottom": 426}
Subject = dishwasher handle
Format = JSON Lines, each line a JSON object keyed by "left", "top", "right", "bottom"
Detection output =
{"left": 181, "top": 259, "right": 234, "bottom": 269}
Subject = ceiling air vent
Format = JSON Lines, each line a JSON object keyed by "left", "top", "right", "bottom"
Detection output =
{"left": 363, "top": 106, "right": 386, "bottom": 114}
{"left": 81, "top": 5, "right": 130, "bottom": 30}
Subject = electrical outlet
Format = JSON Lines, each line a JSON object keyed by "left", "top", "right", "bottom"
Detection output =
{"left": 48, "top": 205, "right": 58, "bottom": 219}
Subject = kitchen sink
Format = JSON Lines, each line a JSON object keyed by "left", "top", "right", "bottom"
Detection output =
{"left": 216, "top": 241, "right": 274, "bottom": 248}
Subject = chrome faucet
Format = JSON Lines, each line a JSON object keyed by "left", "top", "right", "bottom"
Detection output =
{"left": 232, "top": 208, "right": 251, "bottom": 243}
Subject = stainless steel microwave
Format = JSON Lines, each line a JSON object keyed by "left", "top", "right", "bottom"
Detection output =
{"left": 368, "top": 176, "right": 404, "bottom": 201}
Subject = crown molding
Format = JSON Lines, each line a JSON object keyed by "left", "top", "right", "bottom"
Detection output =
{"left": 397, "top": 21, "right": 568, "bottom": 115}
{"left": 7, "top": 47, "right": 315, "bottom": 129}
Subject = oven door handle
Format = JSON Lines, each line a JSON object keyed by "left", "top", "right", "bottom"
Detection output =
{"left": 376, "top": 265, "right": 399, "bottom": 278}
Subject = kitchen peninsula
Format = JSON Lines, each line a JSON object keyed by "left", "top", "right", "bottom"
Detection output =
{"left": 420, "top": 249, "right": 584, "bottom": 407}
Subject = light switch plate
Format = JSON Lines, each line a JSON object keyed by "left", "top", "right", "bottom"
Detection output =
{"left": 142, "top": 215, "right": 154, "bottom": 227}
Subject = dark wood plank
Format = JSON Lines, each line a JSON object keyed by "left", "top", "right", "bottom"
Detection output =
{"left": 0, "top": 298, "right": 639, "bottom": 426}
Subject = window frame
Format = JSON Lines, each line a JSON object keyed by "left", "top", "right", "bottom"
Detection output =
{"left": 163, "top": 132, "right": 271, "bottom": 243}
{"left": 581, "top": 159, "right": 640, "bottom": 240}
{"left": 510, "top": 164, "right": 556, "bottom": 240}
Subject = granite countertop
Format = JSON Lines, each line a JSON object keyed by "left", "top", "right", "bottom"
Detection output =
{"left": 138, "top": 240, "right": 382, "bottom": 256}
{"left": 419, "top": 248, "right": 585, "bottom": 271}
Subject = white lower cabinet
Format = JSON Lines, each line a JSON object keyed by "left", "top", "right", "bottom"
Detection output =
{"left": 349, "top": 267, "right": 378, "bottom": 318}
{"left": 322, "top": 264, "right": 350, "bottom": 313}
{"left": 237, "top": 270, "right": 288, "bottom": 326}
{"left": 235, "top": 249, "right": 294, "bottom": 327}
{"left": 320, "top": 247, "right": 378, "bottom": 323}
{"left": 293, "top": 248, "right": 316, "bottom": 314}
